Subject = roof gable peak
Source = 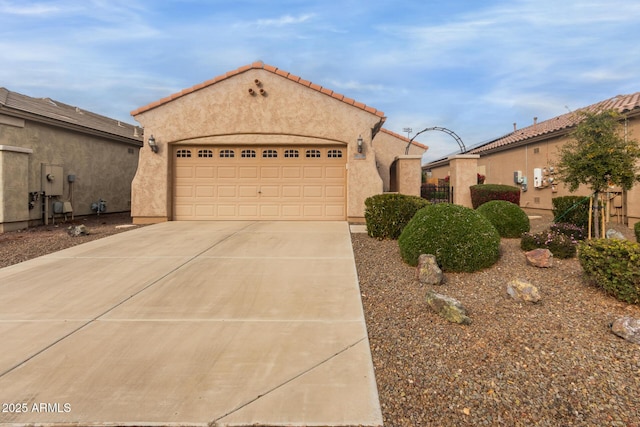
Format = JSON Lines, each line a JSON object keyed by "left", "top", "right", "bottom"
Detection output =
{"left": 131, "top": 62, "right": 385, "bottom": 119}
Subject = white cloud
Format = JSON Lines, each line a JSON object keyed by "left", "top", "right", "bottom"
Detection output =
{"left": 0, "top": 1, "right": 60, "bottom": 15}
{"left": 255, "top": 13, "right": 315, "bottom": 27}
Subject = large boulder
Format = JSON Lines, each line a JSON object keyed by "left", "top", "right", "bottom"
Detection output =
{"left": 507, "top": 279, "right": 541, "bottom": 303}
{"left": 606, "top": 229, "right": 626, "bottom": 240}
{"left": 525, "top": 248, "right": 553, "bottom": 268}
{"left": 416, "top": 254, "right": 443, "bottom": 285}
{"left": 611, "top": 317, "right": 640, "bottom": 345}
{"left": 425, "top": 290, "right": 471, "bottom": 325}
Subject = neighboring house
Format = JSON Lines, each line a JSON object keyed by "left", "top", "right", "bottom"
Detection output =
{"left": 424, "top": 92, "right": 640, "bottom": 229}
{"left": 0, "top": 87, "right": 143, "bottom": 232}
{"left": 130, "top": 62, "right": 427, "bottom": 224}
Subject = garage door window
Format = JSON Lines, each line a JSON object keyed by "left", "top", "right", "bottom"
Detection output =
{"left": 198, "top": 149, "right": 213, "bottom": 158}
{"left": 284, "top": 149, "right": 299, "bottom": 158}
{"left": 220, "top": 149, "right": 235, "bottom": 158}
{"left": 176, "top": 149, "right": 192, "bottom": 158}
{"left": 241, "top": 149, "right": 256, "bottom": 158}
{"left": 262, "top": 149, "right": 278, "bottom": 158}
{"left": 306, "top": 149, "right": 321, "bottom": 158}
{"left": 327, "top": 149, "right": 343, "bottom": 158}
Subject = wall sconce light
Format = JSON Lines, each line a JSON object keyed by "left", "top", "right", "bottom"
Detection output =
{"left": 148, "top": 135, "right": 158, "bottom": 153}
{"left": 357, "top": 135, "right": 363, "bottom": 153}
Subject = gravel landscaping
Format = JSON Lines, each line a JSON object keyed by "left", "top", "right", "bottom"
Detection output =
{"left": 352, "top": 217, "right": 639, "bottom": 427}
{"left": 2, "top": 214, "right": 639, "bottom": 426}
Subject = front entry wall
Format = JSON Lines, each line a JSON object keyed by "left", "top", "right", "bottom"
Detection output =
{"left": 173, "top": 145, "right": 346, "bottom": 220}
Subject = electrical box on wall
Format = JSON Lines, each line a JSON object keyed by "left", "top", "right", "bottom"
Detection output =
{"left": 41, "top": 164, "right": 64, "bottom": 196}
{"left": 513, "top": 171, "right": 522, "bottom": 184}
{"left": 533, "top": 168, "right": 543, "bottom": 188}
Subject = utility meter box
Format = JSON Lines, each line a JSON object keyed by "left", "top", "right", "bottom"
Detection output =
{"left": 41, "top": 164, "right": 64, "bottom": 196}
{"left": 533, "top": 168, "right": 543, "bottom": 188}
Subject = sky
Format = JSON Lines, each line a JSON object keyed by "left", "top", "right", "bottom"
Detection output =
{"left": 1, "top": 0, "right": 639, "bottom": 163}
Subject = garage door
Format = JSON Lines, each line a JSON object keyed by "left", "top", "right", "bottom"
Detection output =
{"left": 173, "top": 146, "right": 347, "bottom": 220}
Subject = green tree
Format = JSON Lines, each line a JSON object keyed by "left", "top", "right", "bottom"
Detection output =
{"left": 556, "top": 109, "right": 640, "bottom": 237}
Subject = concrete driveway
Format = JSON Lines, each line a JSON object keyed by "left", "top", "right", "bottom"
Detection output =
{"left": 0, "top": 221, "right": 382, "bottom": 426}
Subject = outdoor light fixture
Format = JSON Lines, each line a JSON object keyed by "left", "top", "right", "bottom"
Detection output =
{"left": 357, "top": 135, "right": 363, "bottom": 153}
{"left": 148, "top": 135, "right": 158, "bottom": 153}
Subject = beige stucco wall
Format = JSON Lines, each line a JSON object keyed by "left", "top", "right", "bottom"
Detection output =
{"left": 391, "top": 155, "right": 423, "bottom": 196}
{"left": 373, "top": 130, "right": 426, "bottom": 191}
{"left": 131, "top": 68, "right": 385, "bottom": 222}
{"left": 449, "top": 155, "right": 480, "bottom": 208}
{"left": 0, "top": 114, "right": 140, "bottom": 228}
{"left": 424, "top": 116, "right": 640, "bottom": 229}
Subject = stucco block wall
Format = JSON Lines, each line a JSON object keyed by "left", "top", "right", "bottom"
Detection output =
{"left": 390, "top": 156, "right": 423, "bottom": 196}
{"left": 132, "top": 68, "right": 385, "bottom": 222}
{"left": 373, "top": 130, "right": 426, "bottom": 191}
{"left": 0, "top": 115, "right": 140, "bottom": 225}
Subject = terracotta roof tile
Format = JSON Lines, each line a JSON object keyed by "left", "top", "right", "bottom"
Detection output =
{"left": 380, "top": 128, "right": 429, "bottom": 150}
{"left": 1, "top": 87, "right": 142, "bottom": 143}
{"left": 131, "top": 62, "right": 385, "bottom": 119}
{"left": 468, "top": 92, "right": 640, "bottom": 155}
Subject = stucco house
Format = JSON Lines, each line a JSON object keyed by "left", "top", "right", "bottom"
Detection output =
{"left": 0, "top": 88, "right": 143, "bottom": 232}
{"left": 424, "top": 92, "right": 640, "bottom": 229}
{"left": 130, "top": 62, "right": 427, "bottom": 224}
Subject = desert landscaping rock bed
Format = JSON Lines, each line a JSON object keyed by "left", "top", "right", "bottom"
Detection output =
{"left": 2, "top": 214, "right": 639, "bottom": 426}
{"left": 352, "top": 229, "right": 639, "bottom": 427}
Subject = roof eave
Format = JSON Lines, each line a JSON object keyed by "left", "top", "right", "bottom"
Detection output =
{"left": 0, "top": 105, "right": 143, "bottom": 146}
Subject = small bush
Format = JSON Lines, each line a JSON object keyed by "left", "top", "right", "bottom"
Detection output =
{"left": 470, "top": 184, "right": 521, "bottom": 209}
{"left": 364, "top": 193, "right": 430, "bottom": 240}
{"left": 476, "top": 200, "right": 530, "bottom": 238}
{"left": 552, "top": 196, "right": 590, "bottom": 228}
{"left": 550, "top": 222, "right": 586, "bottom": 241}
{"left": 578, "top": 239, "right": 640, "bottom": 304}
{"left": 635, "top": 222, "right": 640, "bottom": 243}
{"left": 520, "top": 230, "right": 577, "bottom": 259}
{"left": 398, "top": 203, "right": 501, "bottom": 272}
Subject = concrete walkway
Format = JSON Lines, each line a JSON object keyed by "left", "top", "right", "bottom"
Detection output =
{"left": 0, "top": 221, "right": 382, "bottom": 426}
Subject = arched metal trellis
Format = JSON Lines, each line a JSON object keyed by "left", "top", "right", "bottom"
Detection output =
{"left": 405, "top": 126, "right": 466, "bottom": 155}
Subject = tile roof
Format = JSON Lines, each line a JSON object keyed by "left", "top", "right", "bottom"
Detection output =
{"left": 468, "top": 92, "right": 640, "bottom": 155}
{"left": 131, "top": 61, "right": 386, "bottom": 119}
{"left": 0, "top": 87, "right": 142, "bottom": 143}
{"left": 379, "top": 128, "right": 429, "bottom": 150}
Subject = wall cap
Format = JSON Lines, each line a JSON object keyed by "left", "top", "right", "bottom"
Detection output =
{"left": 448, "top": 154, "right": 480, "bottom": 160}
{"left": 0, "top": 145, "right": 33, "bottom": 154}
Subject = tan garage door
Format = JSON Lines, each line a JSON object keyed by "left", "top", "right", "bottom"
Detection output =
{"left": 173, "top": 146, "right": 347, "bottom": 220}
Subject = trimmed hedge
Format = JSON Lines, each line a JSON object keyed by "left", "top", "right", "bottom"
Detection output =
{"left": 578, "top": 239, "right": 640, "bottom": 304}
{"left": 476, "top": 200, "right": 530, "bottom": 238}
{"left": 552, "top": 196, "right": 590, "bottom": 229}
{"left": 470, "top": 184, "right": 521, "bottom": 209}
{"left": 635, "top": 222, "right": 640, "bottom": 243}
{"left": 398, "top": 203, "right": 501, "bottom": 272}
{"left": 364, "top": 193, "right": 430, "bottom": 239}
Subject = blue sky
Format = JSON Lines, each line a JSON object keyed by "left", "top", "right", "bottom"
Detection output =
{"left": 2, "top": 0, "right": 639, "bottom": 162}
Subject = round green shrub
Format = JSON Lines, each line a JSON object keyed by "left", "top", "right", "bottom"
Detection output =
{"left": 364, "top": 193, "right": 430, "bottom": 239}
{"left": 398, "top": 203, "right": 501, "bottom": 272}
{"left": 476, "top": 200, "right": 530, "bottom": 238}
{"left": 635, "top": 221, "right": 640, "bottom": 243}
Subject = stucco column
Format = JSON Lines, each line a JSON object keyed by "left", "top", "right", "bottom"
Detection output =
{"left": 391, "top": 155, "right": 423, "bottom": 197}
{"left": 0, "top": 145, "right": 33, "bottom": 232}
{"left": 448, "top": 154, "right": 480, "bottom": 208}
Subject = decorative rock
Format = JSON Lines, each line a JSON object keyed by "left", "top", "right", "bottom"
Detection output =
{"left": 507, "top": 279, "right": 541, "bottom": 303}
{"left": 525, "top": 248, "right": 553, "bottom": 268}
{"left": 606, "top": 229, "right": 626, "bottom": 240}
{"left": 425, "top": 290, "right": 471, "bottom": 325}
{"left": 67, "top": 224, "right": 88, "bottom": 237}
{"left": 611, "top": 316, "right": 640, "bottom": 345}
{"left": 416, "top": 254, "right": 443, "bottom": 285}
